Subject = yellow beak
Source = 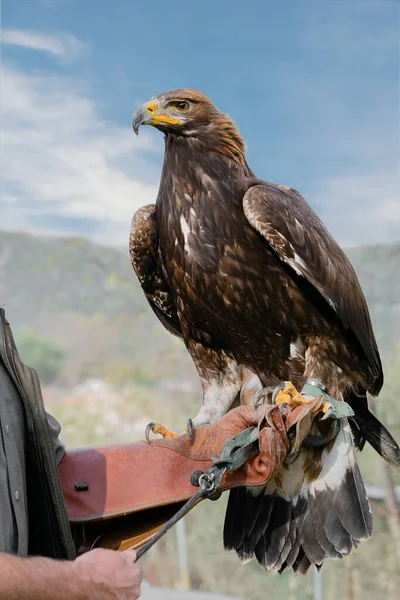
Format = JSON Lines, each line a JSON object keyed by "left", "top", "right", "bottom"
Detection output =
{"left": 132, "top": 100, "right": 179, "bottom": 134}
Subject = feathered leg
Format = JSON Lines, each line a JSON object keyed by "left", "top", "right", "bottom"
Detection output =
{"left": 188, "top": 342, "right": 241, "bottom": 427}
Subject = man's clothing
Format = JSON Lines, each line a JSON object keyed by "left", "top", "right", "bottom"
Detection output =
{"left": 0, "top": 358, "right": 28, "bottom": 554}
{"left": 0, "top": 308, "right": 75, "bottom": 559}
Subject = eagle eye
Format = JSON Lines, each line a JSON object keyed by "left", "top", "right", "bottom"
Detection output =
{"left": 172, "top": 100, "right": 190, "bottom": 112}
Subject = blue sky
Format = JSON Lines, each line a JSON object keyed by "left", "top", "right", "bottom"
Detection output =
{"left": 2, "top": 0, "right": 399, "bottom": 246}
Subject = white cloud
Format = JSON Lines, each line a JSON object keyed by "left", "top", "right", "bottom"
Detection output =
{"left": 1, "top": 20, "right": 398, "bottom": 248}
{"left": 1, "top": 65, "right": 160, "bottom": 245}
{"left": 2, "top": 29, "right": 85, "bottom": 61}
{"left": 309, "top": 173, "right": 400, "bottom": 247}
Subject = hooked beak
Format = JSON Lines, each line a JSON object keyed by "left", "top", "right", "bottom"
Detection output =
{"left": 131, "top": 100, "right": 179, "bottom": 135}
{"left": 132, "top": 103, "right": 150, "bottom": 135}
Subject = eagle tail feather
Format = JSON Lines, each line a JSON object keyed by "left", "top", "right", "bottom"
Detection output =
{"left": 223, "top": 422, "right": 372, "bottom": 574}
{"left": 347, "top": 392, "right": 400, "bottom": 472}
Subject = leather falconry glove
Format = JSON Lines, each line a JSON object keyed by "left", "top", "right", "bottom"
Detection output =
{"left": 59, "top": 397, "right": 325, "bottom": 555}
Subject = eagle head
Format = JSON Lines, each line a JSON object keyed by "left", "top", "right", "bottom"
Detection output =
{"left": 131, "top": 89, "right": 218, "bottom": 135}
{"left": 132, "top": 88, "right": 246, "bottom": 163}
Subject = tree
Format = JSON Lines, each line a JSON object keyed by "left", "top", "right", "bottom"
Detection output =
{"left": 14, "top": 327, "right": 66, "bottom": 385}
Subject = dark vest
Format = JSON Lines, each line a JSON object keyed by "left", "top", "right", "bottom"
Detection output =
{"left": 0, "top": 308, "right": 75, "bottom": 560}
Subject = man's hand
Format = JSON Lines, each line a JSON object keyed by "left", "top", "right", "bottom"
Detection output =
{"left": 74, "top": 548, "right": 142, "bottom": 600}
{"left": 0, "top": 549, "right": 142, "bottom": 600}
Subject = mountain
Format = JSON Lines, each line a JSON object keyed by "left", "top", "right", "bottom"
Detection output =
{"left": 0, "top": 230, "right": 399, "bottom": 386}
{"left": 344, "top": 242, "right": 400, "bottom": 355}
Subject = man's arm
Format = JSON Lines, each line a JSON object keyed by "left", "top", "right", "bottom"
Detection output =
{"left": 0, "top": 548, "right": 142, "bottom": 600}
{"left": 46, "top": 411, "right": 66, "bottom": 465}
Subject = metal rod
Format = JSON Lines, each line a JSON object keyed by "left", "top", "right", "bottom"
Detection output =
{"left": 314, "top": 566, "right": 323, "bottom": 600}
{"left": 176, "top": 518, "right": 190, "bottom": 590}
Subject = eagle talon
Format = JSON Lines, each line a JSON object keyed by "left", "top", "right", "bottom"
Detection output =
{"left": 145, "top": 421, "right": 179, "bottom": 440}
{"left": 254, "top": 386, "right": 278, "bottom": 406}
{"left": 145, "top": 422, "right": 156, "bottom": 442}
{"left": 274, "top": 381, "right": 306, "bottom": 407}
{"left": 271, "top": 382, "right": 286, "bottom": 403}
{"left": 274, "top": 381, "right": 334, "bottom": 420}
{"left": 319, "top": 404, "right": 334, "bottom": 420}
{"left": 186, "top": 418, "right": 195, "bottom": 445}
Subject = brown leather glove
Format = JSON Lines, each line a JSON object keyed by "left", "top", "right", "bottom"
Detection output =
{"left": 149, "top": 403, "right": 291, "bottom": 488}
{"left": 59, "top": 398, "right": 324, "bottom": 554}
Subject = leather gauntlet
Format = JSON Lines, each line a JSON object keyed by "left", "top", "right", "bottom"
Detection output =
{"left": 59, "top": 398, "right": 324, "bottom": 554}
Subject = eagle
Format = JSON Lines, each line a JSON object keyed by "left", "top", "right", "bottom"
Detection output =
{"left": 130, "top": 89, "right": 400, "bottom": 574}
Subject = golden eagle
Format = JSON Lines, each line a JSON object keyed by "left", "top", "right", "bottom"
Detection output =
{"left": 130, "top": 89, "right": 400, "bottom": 574}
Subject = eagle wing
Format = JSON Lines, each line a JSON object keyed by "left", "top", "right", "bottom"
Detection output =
{"left": 129, "top": 205, "right": 182, "bottom": 338}
{"left": 243, "top": 183, "right": 382, "bottom": 394}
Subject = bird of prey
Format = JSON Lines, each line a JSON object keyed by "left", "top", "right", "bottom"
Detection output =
{"left": 130, "top": 89, "right": 400, "bottom": 574}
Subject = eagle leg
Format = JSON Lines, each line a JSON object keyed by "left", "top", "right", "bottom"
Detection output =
{"left": 274, "top": 381, "right": 331, "bottom": 415}
{"left": 145, "top": 420, "right": 195, "bottom": 444}
{"left": 145, "top": 421, "right": 179, "bottom": 440}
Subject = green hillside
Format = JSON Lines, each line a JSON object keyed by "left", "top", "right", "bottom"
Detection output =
{"left": 0, "top": 229, "right": 399, "bottom": 600}
{"left": 0, "top": 229, "right": 193, "bottom": 388}
{"left": 0, "top": 230, "right": 399, "bottom": 358}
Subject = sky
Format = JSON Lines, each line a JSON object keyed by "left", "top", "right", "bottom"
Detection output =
{"left": 1, "top": 0, "right": 399, "bottom": 247}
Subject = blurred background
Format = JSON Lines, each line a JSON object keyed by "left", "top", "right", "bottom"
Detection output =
{"left": 1, "top": 1, "right": 399, "bottom": 598}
